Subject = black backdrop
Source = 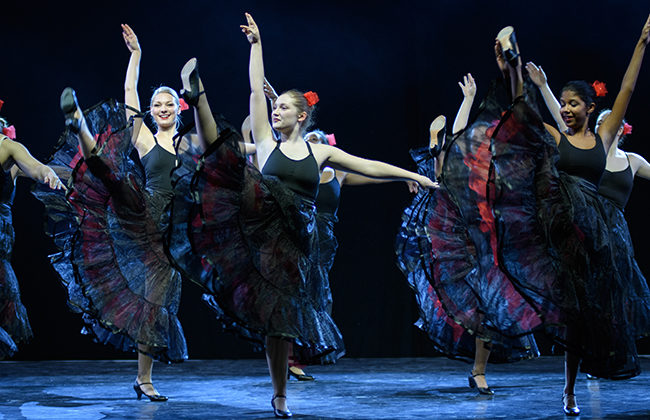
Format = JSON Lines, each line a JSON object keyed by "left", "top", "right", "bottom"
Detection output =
{"left": 3, "top": 0, "right": 649, "bottom": 360}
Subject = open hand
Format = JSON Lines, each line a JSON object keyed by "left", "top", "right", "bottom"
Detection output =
{"left": 458, "top": 73, "right": 476, "bottom": 98}
{"left": 121, "top": 24, "right": 141, "bottom": 53}
{"left": 525, "top": 62, "right": 547, "bottom": 86}
{"left": 240, "top": 13, "right": 260, "bottom": 44}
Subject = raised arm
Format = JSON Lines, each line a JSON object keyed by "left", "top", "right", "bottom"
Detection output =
{"left": 526, "top": 62, "right": 568, "bottom": 133}
{"left": 598, "top": 15, "right": 650, "bottom": 150}
{"left": 241, "top": 13, "right": 274, "bottom": 146}
{"left": 452, "top": 73, "right": 476, "bottom": 134}
{"left": 122, "top": 24, "right": 142, "bottom": 117}
{"left": 1, "top": 138, "right": 64, "bottom": 190}
{"left": 314, "top": 145, "right": 435, "bottom": 188}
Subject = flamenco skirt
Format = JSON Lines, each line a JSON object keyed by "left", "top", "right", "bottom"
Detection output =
{"left": 490, "top": 91, "right": 646, "bottom": 379}
{"left": 396, "top": 146, "right": 539, "bottom": 363}
{"left": 167, "top": 125, "right": 344, "bottom": 364}
{"left": 33, "top": 99, "right": 187, "bottom": 362}
{"left": 0, "top": 222, "right": 33, "bottom": 358}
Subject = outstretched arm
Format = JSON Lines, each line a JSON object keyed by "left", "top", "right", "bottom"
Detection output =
{"left": 598, "top": 15, "right": 650, "bottom": 150}
{"left": 452, "top": 73, "right": 476, "bottom": 134}
{"left": 2, "top": 138, "right": 64, "bottom": 189}
{"left": 526, "top": 62, "right": 568, "bottom": 133}
{"left": 316, "top": 145, "right": 435, "bottom": 188}
{"left": 241, "top": 13, "right": 274, "bottom": 147}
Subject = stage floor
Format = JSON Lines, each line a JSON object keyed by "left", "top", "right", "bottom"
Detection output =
{"left": 0, "top": 356, "right": 648, "bottom": 419}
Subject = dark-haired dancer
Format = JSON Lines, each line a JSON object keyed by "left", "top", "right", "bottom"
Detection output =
{"left": 488, "top": 17, "right": 650, "bottom": 415}
{"left": 0, "top": 112, "right": 64, "bottom": 358}
{"left": 34, "top": 24, "right": 188, "bottom": 402}
{"left": 528, "top": 60, "right": 650, "bottom": 381}
{"left": 165, "top": 13, "right": 434, "bottom": 418}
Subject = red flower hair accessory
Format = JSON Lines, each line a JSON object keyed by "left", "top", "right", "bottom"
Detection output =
{"left": 592, "top": 80, "right": 608, "bottom": 97}
{"left": 0, "top": 99, "right": 4, "bottom": 112}
{"left": 303, "top": 91, "right": 319, "bottom": 107}
{"left": 178, "top": 98, "right": 189, "bottom": 111}
{"left": 2, "top": 125, "right": 16, "bottom": 139}
{"left": 325, "top": 133, "right": 336, "bottom": 146}
{"left": 623, "top": 122, "right": 633, "bottom": 136}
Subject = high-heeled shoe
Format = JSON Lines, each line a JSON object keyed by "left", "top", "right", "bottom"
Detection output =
{"left": 180, "top": 57, "right": 205, "bottom": 107}
{"left": 563, "top": 393, "right": 580, "bottom": 416}
{"left": 496, "top": 26, "right": 520, "bottom": 68}
{"left": 60, "top": 87, "right": 81, "bottom": 134}
{"left": 271, "top": 394, "right": 292, "bottom": 418}
{"left": 288, "top": 366, "right": 315, "bottom": 381}
{"left": 468, "top": 372, "right": 495, "bottom": 395}
{"left": 133, "top": 380, "right": 168, "bottom": 402}
{"left": 428, "top": 115, "right": 446, "bottom": 157}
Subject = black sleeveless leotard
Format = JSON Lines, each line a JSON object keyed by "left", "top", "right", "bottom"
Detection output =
{"left": 598, "top": 157, "right": 634, "bottom": 210}
{"left": 556, "top": 133, "right": 606, "bottom": 186}
{"left": 262, "top": 140, "right": 320, "bottom": 202}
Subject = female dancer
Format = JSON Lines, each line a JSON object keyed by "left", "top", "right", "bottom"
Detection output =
{"left": 36, "top": 23, "right": 188, "bottom": 402}
{"left": 259, "top": 79, "right": 419, "bottom": 381}
{"left": 396, "top": 73, "right": 539, "bottom": 396}
{"left": 527, "top": 60, "right": 650, "bottom": 378}
{"left": 489, "top": 17, "right": 650, "bottom": 415}
{"left": 0, "top": 113, "right": 64, "bottom": 358}
{"left": 165, "top": 12, "right": 433, "bottom": 417}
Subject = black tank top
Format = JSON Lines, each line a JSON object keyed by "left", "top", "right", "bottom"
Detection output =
{"left": 556, "top": 133, "right": 606, "bottom": 186}
{"left": 262, "top": 140, "right": 320, "bottom": 201}
{"left": 315, "top": 174, "right": 341, "bottom": 216}
{"left": 140, "top": 137, "right": 176, "bottom": 195}
{"left": 598, "top": 157, "right": 634, "bottom": 210}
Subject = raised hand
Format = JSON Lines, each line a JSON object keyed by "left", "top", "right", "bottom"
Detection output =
{"left": 240, "top": 13, "right": 260, "bottom": 44}
{"left": 525, "top": 62, "right": 547, "bottom": 87}
{"left": 121, "top": 24, "right": 141, "bottom": 53}
{"left": 458, "top": 73, "right": 476, "bottom": 98}
{"left": 263, "top": 78, "right": 278, "bottom": 102}
{"left": 641, "top": 14, "right": 650, "bottom": 45}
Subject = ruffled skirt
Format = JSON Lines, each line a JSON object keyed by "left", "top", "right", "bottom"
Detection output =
{"left": 490, "top": 93, "right": 648, "bottom": 378}
{"left": 0, "top": 222, "right": 32, "bottom": 358}
{"left": 167, "top": 127, "right": 344, "bottom": 364}
{"left": 396, "top": 145, "right": 539, "bottom": 363}
{"left": 33, "top": 99, "right": 187, "bottom": 362}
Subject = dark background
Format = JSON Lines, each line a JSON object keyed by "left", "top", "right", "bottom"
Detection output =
{"left": 3, "top": 0, "right": 649, "bottom": 360}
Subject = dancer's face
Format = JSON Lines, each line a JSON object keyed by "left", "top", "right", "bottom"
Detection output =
{"left": 272, "top": 94, "right": 305, "bottom": 132}
{"left": 559, "top": 90, "right": 594, "bottom": 130}
{"left": 151, "top": 93, "right": 179, "bottom": 130}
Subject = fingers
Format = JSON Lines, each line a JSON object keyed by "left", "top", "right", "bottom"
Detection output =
{"left": 468, "top": 73, "right": 475, "bottom": 85}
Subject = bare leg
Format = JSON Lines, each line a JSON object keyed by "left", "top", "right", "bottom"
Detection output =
{"left": 472, "top": 338, "right": 492, "bottom": 389}
{"left": 180, "top": 58, "right": 219, "bottom": 148}
{"left": 136, "top": 345, "right": 156, "bottom": 394}
{"left": 266, "top": 336, "right": 289, "bottom": 412}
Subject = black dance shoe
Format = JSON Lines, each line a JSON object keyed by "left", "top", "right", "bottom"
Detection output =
{"left": 496, "top": 26, "right": 521, "bottom": 68}
{"left": 562, "top": 393, "right": 580, "bottom": 416}
{"left": 271, "top": 394, "right": 292, "bottom": 418}
{"left": 288, "top": 366, "right": 315, "bottom": 381}
{"left": 180, "top": 57, "right": 205, "bottom": 107}
{"left": 60, "top": 87, "right": 81, "bottom": 134}
{"left": 428, "top": 115, "right": 446, "bottom": 157}
{"left": 468, "top": 372, "right": 495, "bottom": 395}
{"left": 133, "top": 380, "right": 168, "bottom": 402}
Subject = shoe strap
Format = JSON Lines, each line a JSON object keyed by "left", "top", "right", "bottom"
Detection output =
{"left": 272, "top": 394, "right": 287, "bottom": 401}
